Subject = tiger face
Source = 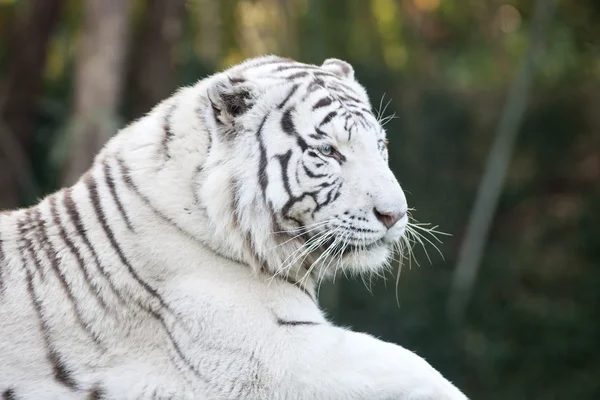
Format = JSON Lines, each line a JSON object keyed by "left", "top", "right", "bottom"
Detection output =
{"left": 203, "top": 56, "right": 407, "bottom": 279}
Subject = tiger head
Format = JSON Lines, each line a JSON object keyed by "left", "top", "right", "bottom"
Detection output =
{"left": 188, "top": 56, "right": 408, "bottom": 283}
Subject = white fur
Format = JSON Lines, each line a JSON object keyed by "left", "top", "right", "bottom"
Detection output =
{"left": 0, "top": 56, "right": 468, "bottom": 399}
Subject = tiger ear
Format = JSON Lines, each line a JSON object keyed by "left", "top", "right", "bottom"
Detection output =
{"left": 321, "top": 58, "right": 355, "bottom": 80}
{"left": 207, "top": 75, "right": 257, "bottom": 126}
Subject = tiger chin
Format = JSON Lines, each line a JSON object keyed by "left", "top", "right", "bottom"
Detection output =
{"left": 0, "top": 56, "right": 467, "bottom": 399}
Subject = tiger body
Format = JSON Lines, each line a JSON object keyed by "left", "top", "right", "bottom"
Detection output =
{"left": 0, "top": 56, "right": 467, "bottom": 399}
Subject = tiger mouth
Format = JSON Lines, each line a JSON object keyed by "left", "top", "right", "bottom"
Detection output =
{"left": 321, "top": 237, "right": 385, "bottom": 255}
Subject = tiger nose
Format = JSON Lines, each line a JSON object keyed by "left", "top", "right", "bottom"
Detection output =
{"left": 374, "top": 208, "right": 405, "bottom": 229}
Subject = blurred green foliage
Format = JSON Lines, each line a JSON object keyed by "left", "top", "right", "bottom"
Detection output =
{"left": 1, "top": 0, "right": 599, "bottom": 398}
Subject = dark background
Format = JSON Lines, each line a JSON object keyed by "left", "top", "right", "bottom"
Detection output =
{"left": 1, "top": 0, "right": 599, "bottom": 398}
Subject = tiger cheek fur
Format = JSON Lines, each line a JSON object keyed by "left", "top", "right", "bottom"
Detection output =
{"left": 0, "top": 56, "right": 467, "bottom": 400}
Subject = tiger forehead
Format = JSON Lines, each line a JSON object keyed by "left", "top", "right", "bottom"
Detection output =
{"left": 229, "top": 59, "right": 366, "bottom": 100}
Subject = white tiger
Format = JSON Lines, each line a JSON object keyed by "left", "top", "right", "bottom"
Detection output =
{"left": 0, "top": 56, "right": 468, "bottom": 399}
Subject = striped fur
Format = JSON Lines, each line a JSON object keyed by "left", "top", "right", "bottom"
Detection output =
{"left": 0, "top": 56, "right": 467, "bottom": 399}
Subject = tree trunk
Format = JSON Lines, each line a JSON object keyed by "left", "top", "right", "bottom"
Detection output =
{"left": 63, "top": 0, "right": 131, "bottom": 186}
{"left": 128, "top": 0, "right": 187, "bottom": 120}
{"left": 0, "top": 0, "right": 63, "bottom": 209}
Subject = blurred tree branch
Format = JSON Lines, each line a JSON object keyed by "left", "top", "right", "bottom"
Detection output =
{"left": 447, "top": 0, "right": 557, "bottom": 323}
{"left": 63, "top": 0, "right": 131, "bottom": 186}
{"left": 128, "top": 0, "right": 187, "bottom": 119}
{"left": 0, "top": 0, "right": 63, "bottom": 209}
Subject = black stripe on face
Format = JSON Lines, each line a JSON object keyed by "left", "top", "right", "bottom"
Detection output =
{"left": 312, "top": 97, "right": 333, "bottom": 110}
{"left": 278, "top": 84, "right": 299, "bottom": 109}
{"left": 286, "top": 71, "right": 309, "bottom": 80}
{"left": 281, "top": 108, "right": 295, "bottom": 136}
{"left": 256, "top": 114, "right": 270, "bottom": 200}
{"left": 161, "top": 103, "right": 177, "bottom": 159}
{"left": 84, "top": 173, "right": 169, "bottom": 311}
{"left": 62, "top": 188, "right": 128, "bottom": 307}
{"left": 319, "top": 111, "right": 337, "bottom": 127}
{"left": 31, "top": 207, "right": 103, "bottom": 347}
{"left": 2, "top": 389, "right": 16, "bottom": 400}
{"left": 103, "top": 160, "right": 133, "bottom": 231}
{"left": 281, "top": 108, "right": 308, "bottom": 151}
{"left": 49, "top": 194, "right": 108, "bottom": 311}
{"left": 275, "top": 64, "right": 320, "bottom": 73}
{"left": 302, "top": 163, "right": 327, "bottom": 179}
{"left": 312, "top": 71, "right": 340, "bottom": 80}
{"left": 276, "top": 151, "right": 293, "bottom": 199}
{"left": 307, "top": 78, "right": 325, "bottom": 93}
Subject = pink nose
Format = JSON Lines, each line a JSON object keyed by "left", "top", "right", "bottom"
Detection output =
{"left": 374, "top": 208, "right": 405, "bottom": 229}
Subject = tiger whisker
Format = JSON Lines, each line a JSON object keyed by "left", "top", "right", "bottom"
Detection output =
{"left": 299, "top": 227, "right": 343, "bottom": 287}
{"left": 280, "top": 227, "right": 339, "bottom": 281}
{"left": 268, "top": 219, "right": 333, "bottom": 250}
{"left": 270, "top": 229, "right": 330, "bottom": 282}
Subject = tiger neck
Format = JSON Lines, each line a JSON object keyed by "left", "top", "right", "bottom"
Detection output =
{"left": 98, "top": 103, "right": 319, "bottom": 300}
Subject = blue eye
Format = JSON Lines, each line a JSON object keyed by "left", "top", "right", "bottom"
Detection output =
{"left": 319, "top": 145, "right": 333, "bottom": 156}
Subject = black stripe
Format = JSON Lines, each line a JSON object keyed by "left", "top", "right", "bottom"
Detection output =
{"left": 314, "top": 127, "right": 329, "bottom": 137}
{"left": 286, "top": 71, "right": 309, "bottom": 80}
{"left": 275, "top": 64, "right": 319, "bottom": 72}
{"left": 17, "top": 209, "right": 45, "bottom": 279}
{"left": 276, "top": 151, "right": 293, "bottom": 199}
{"left": 49, "top": 195, "right": 108, "bottom": 311}
{"left": 31, "top": 207, "right": 103, "bottom": 347}
{"left": 230, "top": 177, "right": 241, "bottom": 230}
{"left": 307, "top": 78, "right": 325, "bottom": 93}
{"left": 103, "top": 160, "right": 134, "bottom": 231}
{"left": 281, "top": 108, "right": 308, "bottom": 151}
{"left": 311, "top": 71, "right": 339, "bottom": 80}
{"left": 161, "top": 103, "right": 177, "bottom": 158}
{"left": 84, "top": 173, "right": 169, "bottom": 311}
{"left": 87, "top": 386, "right": 105, "bottom": 400}
{"left": 277, "top": 84, "right": 299, "bottom": 109}
{"left": 320, "top": 185, "right": 340, "bottom": 211}
{"left": 62, "top": 189, "right": 128, "bottom": 307}
{"left": 326, "top": 80, "right": 362, "bottom": 98}
{"left": 319, "top": 111, "right": 337, "bottom": 127}
{"left": 196, "top": 93, "right": 212, "bottom": 154}
{"left": 152, "top": 308, "right": 208, "bottom": 382}
{"left": 332, "top": 184, "right": 343, "bottom": 203}
{"left": 276, "top": 318, "right": 319, "bottom": 326}
{"left": 256, "top": 114, "right": 270, "bottom": 200}
{"left": 228, "top": 76, "right": 245, "bottom": 84}
{"left": 312, "top": 97, "right": 333, "bottom": 110}
{"left": 2, "top": 389, "right": 16, "bottom": 400}
{"left": 302, "top": 163, "right": 327, "bottom": 179}
{"left": 18, "top": 233, "right": 77, "bottom": 389}
{"left": 281, "top": 108, "right": 295, "bottom": 136}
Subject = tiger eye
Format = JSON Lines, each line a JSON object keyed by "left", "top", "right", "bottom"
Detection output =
{"left": 320, "top": 145, "right": 333, "bottom": 156}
